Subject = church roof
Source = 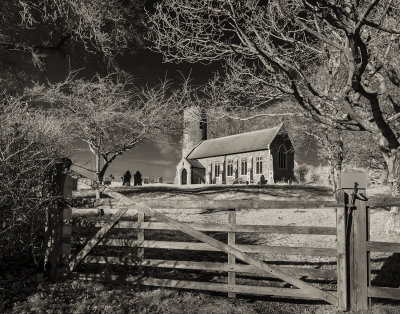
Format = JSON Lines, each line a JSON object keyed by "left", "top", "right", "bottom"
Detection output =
{"left": 186, "top": 158, "right": 205, "bottom": 169}
{"left": 187, "top": 124, "right": 283, "bottom": 159}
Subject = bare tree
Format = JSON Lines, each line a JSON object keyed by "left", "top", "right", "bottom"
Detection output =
{"left": 26, "top": 71, "right": 183, "bottom": 197}
{"left": 149, "top": 1, "right": 400, "bottom": 196}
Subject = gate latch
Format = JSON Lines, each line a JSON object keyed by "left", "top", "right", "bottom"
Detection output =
{"left": 350, "top": 182, "right": 359, "bottom": 209}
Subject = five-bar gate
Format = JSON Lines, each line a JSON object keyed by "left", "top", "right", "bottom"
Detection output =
{"left": 55, "top": 172, "right": 400, "bottom": 312}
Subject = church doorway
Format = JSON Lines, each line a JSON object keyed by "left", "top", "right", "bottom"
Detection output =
{"left": 181, "top": 168, "right": 187, "bottom": 185}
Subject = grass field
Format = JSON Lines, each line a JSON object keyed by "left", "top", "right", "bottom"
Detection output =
{"left": 2, "top": 184, "right": 400, "bottom": 313}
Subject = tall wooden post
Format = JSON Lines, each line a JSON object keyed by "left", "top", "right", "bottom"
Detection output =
{"left": 62, "top": 206, "right": 72, "bottom": 266}
{"left": 138, "top": 211, "right": 145, "bottom": 260}
{"left": 340, "top": 172, "right": 369, "bottom": 312}
{"left": 44, "top": 160, "right": 72, "bottom": 281}
{"left": 228, "top": 209, "right": 236, "bottom": 298}
{"left": 336, "top": 205, "right": 348, "bottom": 311}
{"left": 95, "top": 134, "right": 102, "bottom": 199}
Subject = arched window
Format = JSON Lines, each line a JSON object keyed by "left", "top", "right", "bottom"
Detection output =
{"left": 214, "top": 161, "right": 221, "bottom": 177}
{"left": 241, "top": 158, "right": 247, "bottom": 175}
{"left": 181, "top": 168, "right": 187, "bottom": 185}
{"left": 278, "top": 145, "right": 287, "bottom": 169}
{"left": 227, "top": 160, "right": 233, "bottom": 177}
{"left": 256, "top": 156, "right": 263, "bottom": 174}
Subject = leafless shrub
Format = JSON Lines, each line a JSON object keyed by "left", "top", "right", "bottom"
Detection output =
{"left": 0, "top": 97, "right": 70, "bottom": 264}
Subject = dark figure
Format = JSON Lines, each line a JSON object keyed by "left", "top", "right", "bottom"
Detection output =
{"left": 259, "top": 175, "right": 268, "bottom": 185}
{"left": 134, "top": 170, "right": 142, "bottom": 186}
{"left": 122, "top": 170, "right": 131, "bottom": 186}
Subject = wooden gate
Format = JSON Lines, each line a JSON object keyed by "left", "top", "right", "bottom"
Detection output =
{"left": 68, "top": 190, "right": 340, "bottom": 307}
{"left": 59, "top": 171, "right": 400, "bottom": 312}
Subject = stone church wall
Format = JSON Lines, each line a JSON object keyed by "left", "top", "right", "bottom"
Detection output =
{"left": 174, "top": 158, "right": 192, "bottom": 185}
{"left": 197, "top": 149, "right": 273, "bottom": 184}
{"left": 182, "top": 107, "right": 205, "bottom": 157}
{"left": 270, "top": 133, "right": 295, "bottom": 182}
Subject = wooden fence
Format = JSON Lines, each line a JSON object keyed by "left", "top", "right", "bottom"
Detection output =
{"left": 53, "top": 172, "right": 400, "bottom": 312}
{"left": 76, "top": 207, "right": 339, "bottom": 298}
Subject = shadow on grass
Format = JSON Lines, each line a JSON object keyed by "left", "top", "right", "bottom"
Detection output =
{"left": 0, "top": 260, "right": 46, "bottom": 313}
{"left": 372, "top": 253, "right": 400, "bottom": 288}
{"left": 368, "top": 253, "right": 400, "bottom": 306}
{"left": 116, "top": 184, "right": 332, "bottom": 198}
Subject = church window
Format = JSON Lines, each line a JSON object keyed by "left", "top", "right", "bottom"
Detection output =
{"left": 227, "top": 160, "right": 233, "bottom": 176}
{"left": 278, "top": 145, "right": 287, "bottom": 169}
{"left": 256, "top": 156, "right": 263, "bottom": 174}
{"left": 241, "top": 158, "right": 247, "bottom": 175}
{"left": 215, "top": 162, "right": 221, "bottom": 177}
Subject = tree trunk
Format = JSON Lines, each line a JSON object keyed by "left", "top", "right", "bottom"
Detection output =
{"left": 333, "top": 162, "right": 342, "bottom": 194}
{"left": 325, "top": 128, "right": 343, "bottom": 195}
{"left": 95, "top": 173, "right": 103, "bottom": 200}
{"left": 334, "top": 132, "right": 343, "bottom": 192}
{"left": 328, "top": 154, "right": 342, "bottom": 195}
{"left": 383, "top": 152, "right": 400, "bottom": 233}
{"left": 95, "top": 146, "right": 101, "bottom": 200}
{"left": 329, "top": 161, "right": 337, "bottom": 193}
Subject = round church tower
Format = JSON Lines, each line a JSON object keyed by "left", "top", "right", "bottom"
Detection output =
{"left": 182, "top": 106, "right": 207, "bottom": 157}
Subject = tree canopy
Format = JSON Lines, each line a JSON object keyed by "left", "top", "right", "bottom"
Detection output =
{"left": 0, "top": 0, "right": 145, "bottom": 68}
{"left": 26, "top": 71, "right": 183, "bottom": 184}
{"left": 149, "top": 0, "right": 400, "bottom": 192}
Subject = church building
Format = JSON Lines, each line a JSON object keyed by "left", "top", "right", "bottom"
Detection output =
{"left": 175, "top": 107, "right": 294, "bottom": 185}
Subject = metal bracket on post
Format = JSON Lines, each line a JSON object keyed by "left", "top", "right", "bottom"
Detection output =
{"left": 350, "top": 182, "right": 358, "bottom": 208}
{"left": 341, "top": 172, "right": 367, "bottom": 199}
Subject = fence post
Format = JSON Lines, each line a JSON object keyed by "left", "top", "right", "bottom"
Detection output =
{"left": 138, "top": 211, "right": 145, "bottom": 260}
{"left": 228, "top": 209, "right": 236, "bottom": 298}
{"left": 340, "top": 172, "right": 368, "bottom": 312}
{"left": 44, "top": 163, "right": 72, "bottom": 281}
{"left": 62, "top": 206, "right": 72, "bottom": 266}
{"left": 336, "top": 205, "right": 348, "bottom": 311}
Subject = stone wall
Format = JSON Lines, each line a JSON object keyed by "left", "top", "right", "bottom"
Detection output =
{"left": 175, "top": 158, "right": 192, "bottom": 185}
{"left": 196, "top": 149, "right": 273, "bottom": 184}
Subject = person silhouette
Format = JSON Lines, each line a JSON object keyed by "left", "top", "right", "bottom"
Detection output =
{"left": 123, "top": 170, "right": 131, "bottom": 186}
{"left": 134, "top": 170, "right": 142, "bottom": 186}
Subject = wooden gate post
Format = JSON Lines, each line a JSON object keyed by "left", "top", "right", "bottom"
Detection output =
{"left": 138, "top": 211, "right": 145, "bottom": 260}
{"left": 336, "top": 204, "right": 348, "bottom": 311}
{"left": 62, "top": 206, "right": 72, "bottom": 265}
{"left": 340, "top": 172, "right": 369, "bottom": 312}
{"left": 228, "top": 209, "right": 236, "bottom": 298}
{"left": 45, "top": 165, "right": 73, "bottom": 281}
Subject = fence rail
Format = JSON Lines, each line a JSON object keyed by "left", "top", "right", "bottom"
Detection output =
{"left": 82, "top": 257, "right": 337, "bottom": 279}
{"left": 79, "top": 238, "right": 337, "bottom": 256}
{"left": 368, "top": 287, "right": 400, "bottom": 300}
{"left": 93, "top": 220, "right": 337, "bottom": 235}
{"left": 71, "top": 272, "right": 333, "bottom": 299}
{"left": 367, "top": 241, "right": 400, "bottom": 253}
